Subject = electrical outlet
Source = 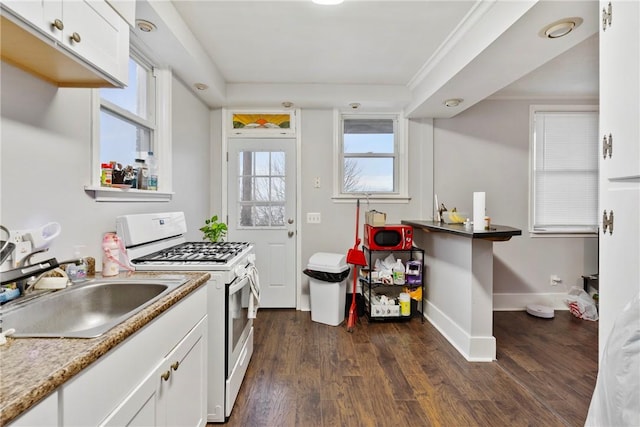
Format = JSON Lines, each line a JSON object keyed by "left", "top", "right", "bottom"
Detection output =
{"left": 307, "top": 212, "right": 321, "bottom": 224}
{"left": 9, "top": 230, "right": 28, "bottom": 243}
{"left": 550, "top": 275, "right": 562, "bottom": 286}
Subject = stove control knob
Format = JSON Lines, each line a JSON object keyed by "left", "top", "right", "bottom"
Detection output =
{"left": 234, "top": 265, "right": 246, "bottom": 276}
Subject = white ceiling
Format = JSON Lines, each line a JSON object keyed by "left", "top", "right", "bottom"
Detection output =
{"left": 134, "top": 0, "right": 599, "bottom": 118}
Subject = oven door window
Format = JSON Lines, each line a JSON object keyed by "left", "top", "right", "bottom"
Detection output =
{"left": 228, "top": 276, "right": 252, "bottom": 376}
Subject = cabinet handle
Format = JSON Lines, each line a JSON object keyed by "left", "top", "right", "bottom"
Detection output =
{"left": 52, "top": 19, "right": 64, "bottom": 31}
{"left": 171, "top": 361, "right": 180, "bottom": 371}
{"left": 161, "top": 370, "right": 171, "bottom": 381}
{"left": 70, "top": 32, "right": 81, "bottom": 43}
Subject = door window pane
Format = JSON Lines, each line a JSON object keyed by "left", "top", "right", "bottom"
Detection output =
{"left": 237, "top": 150, "right": 287, "bottom": 228}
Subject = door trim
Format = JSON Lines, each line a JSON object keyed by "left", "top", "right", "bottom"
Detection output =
{"left": 220, "top": 108, "right": 302, "bottom": 310}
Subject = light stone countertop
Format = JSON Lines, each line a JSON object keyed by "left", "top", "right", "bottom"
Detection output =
{"left": 0, "top": 271, "right": 210, "bottom": 426}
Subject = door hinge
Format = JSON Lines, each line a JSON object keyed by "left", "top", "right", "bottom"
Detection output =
{"left": 226, "top": 152, "right": 229, "bottom": 162}
{"left": 602, "top": 2, "right": 612, "bottom": 31}
{"left": 602, "top": 133, "right": 613, "bottom": 159}
{"left": 602, "top": 210, "right": 614, "bottom": 235}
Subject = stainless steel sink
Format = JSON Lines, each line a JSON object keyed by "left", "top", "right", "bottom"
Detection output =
{"left": 0, "top": 278, "right": 187, "bottom": 338}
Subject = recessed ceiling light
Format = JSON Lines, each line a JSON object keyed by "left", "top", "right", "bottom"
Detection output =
{"left": 540, "top": 17, "right": 583, "bottom": 39}
{"left": 281, "top": 101, "right": 294, "bottom": 108}
{"left": 194, "top": 83, "right": 209, "bottom": 91}
{"left": 312, "top": 0, "right": 344, "bottom": 5}
{"left": 444, "top": 98, "right": 463, "bottom": 107}
{"left": 349, "top": 102, "right": 361, "bottom": 109}
{"left": 136, "top": 19, "right": 157, "bottom": 33}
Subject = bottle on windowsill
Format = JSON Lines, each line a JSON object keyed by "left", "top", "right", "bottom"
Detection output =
{"left": 147, "top": 151, "right": 158, "bottom": 191}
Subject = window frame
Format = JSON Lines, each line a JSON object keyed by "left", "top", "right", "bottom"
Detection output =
{"left": 528, "top": 104, "right": 599, "bottom": 237}
{"left": 332, "top": 110, "right": 409, "bottom": 202}
{"left": 87, "top": 48, "right": 173, "bottom": 202}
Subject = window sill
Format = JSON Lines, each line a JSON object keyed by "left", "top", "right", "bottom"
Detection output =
{"left": 529, "top": 229, "right": 598, "bottom": 238}
{"left": 84, "top": 186, "right": 173, "bottom": 202}
{"left": 331, "top": 194, "right": 411, "bottom": 204}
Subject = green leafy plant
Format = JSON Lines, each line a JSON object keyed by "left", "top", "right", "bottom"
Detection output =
{"left": 200, "top": 215, "right": 228, "bottom": 242}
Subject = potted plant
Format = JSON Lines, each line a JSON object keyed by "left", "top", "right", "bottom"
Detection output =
{"left": 200, "top": 215, "right": 228, "bottom": 242}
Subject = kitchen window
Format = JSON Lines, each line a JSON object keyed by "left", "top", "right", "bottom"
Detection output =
{"left": 333, "top": 111, "right": 408, "bottom": 201}
{"left": 529, "top": 105, "right": 599, "bottom": 235}
{"left": 88, "top": 49, "right": 172, "bottom": 201}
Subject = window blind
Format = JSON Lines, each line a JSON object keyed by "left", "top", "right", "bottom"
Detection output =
{"left": 532, "top": 111, "right": 599, "bottom": 233}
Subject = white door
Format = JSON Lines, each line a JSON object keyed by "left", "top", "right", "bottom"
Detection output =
{"left": 227, "top": 138, "right": 297, "bottom": 308}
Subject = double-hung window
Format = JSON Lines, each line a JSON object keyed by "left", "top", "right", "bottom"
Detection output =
{"left": 99, "top": 53, "right": 155, "bottom": 169}
{"left": 334, "top": 112, "right": 408, "bottom": 200}
{"left": 529, "top": 105, "right": 599, "bottom": 234}
{"left": 90, "top": 49, "right": 172, "bottom": 201}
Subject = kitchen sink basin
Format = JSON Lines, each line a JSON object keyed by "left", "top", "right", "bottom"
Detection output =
{"left": 0, "top": 278, "right": 187, "bottom": 338}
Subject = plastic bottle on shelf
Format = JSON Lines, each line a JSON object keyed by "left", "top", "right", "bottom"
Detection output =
{"left": 393, "top": 259, "right": 405, "bottom": 285}
{"left": 147, "top": 151, "right": 158, "bottom": 191}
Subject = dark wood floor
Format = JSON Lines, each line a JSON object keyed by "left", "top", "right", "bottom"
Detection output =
{"left": 218, "top": 308, "right": 598, "bottom": 427}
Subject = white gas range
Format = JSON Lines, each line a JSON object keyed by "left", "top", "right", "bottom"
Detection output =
{"left": 116, "top": 212, "right": 259, "bottom": 423}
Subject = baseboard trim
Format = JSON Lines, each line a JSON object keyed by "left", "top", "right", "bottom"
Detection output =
{"left": 493, "top": 292, "right": 570, "bottom": 311}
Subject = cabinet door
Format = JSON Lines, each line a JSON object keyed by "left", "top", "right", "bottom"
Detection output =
{"left": 8, "top": 391, "right": 58, "bottom": 427}
{"left": 159, "top": 317, "right": 208, "bottom": 427}
{"left": 598, "top": 185, "right": 640, "bottom": 352}
{"left": 599, "top": 0, "right": 640, "bottom": 179}
{"left": 61, "top": 0, "right": 129, "bottom": 85}
{"left": 1, "top": 0, "right": 62, "bottom": 39}
{"left": 100, "top": 370, "right": 161, "bottom": 427}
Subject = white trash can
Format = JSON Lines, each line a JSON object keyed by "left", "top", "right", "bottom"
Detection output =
{"left": 306, "top": 252, "right": 350, "bottom": 326}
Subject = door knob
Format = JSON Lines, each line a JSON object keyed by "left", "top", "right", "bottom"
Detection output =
{"left": 288, "top": 218, "right": 294, "bottom": 224}
{"left": 288, "top": 231, "right": 294, "bottom": 237}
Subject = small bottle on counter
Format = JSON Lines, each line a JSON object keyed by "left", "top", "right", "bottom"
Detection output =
{"left": 484, "top": 216, "right": 491, "bottom": 230}
{"left": 66, "top": 246, "right": 88, "bottom": 282}
{"left": 102, "top": 233, "right": 121, "bottom": 277}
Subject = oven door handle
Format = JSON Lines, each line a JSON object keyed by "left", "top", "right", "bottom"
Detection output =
{"left": 229, "top": 275, "right": 249, "bottom": 294}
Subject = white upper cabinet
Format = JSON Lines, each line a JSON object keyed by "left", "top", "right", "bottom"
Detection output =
{"left": 598, "top": 0, "right": 640, "bottom": 355}
{"left": 599, "top": 0, "right": 640, "bottom": 180}
{"left": 0, "top": 0, "right": 129, "bottom": 88}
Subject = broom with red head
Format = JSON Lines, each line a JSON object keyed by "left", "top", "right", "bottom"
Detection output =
{"left": 346, "top": 199, "right": 367, "bottom": 332}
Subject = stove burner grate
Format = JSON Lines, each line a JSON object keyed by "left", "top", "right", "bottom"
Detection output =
{"left": 133, "top": 241, "right": 251, "bottom": 264}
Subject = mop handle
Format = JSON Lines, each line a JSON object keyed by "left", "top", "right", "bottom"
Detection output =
{"left": 354, "top": 199, "right": 360, "bottom": 246}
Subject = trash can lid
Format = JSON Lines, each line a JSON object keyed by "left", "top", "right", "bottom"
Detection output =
{"left": 307, "top": 252, "right": 349, "bottom": 273}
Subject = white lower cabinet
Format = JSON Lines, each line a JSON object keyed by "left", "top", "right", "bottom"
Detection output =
{"left": 9, "top": 285, "right": 208, "bottom": 427}
{"left": 9, "top": 391, "right": 59, "bottom": 427}
{"left": 101, "top": 317, "right": 207, "bottom": 427}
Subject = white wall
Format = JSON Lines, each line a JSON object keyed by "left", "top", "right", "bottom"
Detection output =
{"left": 433, "top": 98, "right": 598, "bottom": 309}
{"left": 297, "top": 109, "right": 434, "bottom": 309}
{"left": 0, "top": 62, "right": 212, "bottom": 265}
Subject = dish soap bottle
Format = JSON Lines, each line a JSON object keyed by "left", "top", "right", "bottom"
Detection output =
{"left": 66, "top": 246, "right": 87, "bottom": 282}
{"left": 393, "top": 259, "right": 405, "bottom": 285}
